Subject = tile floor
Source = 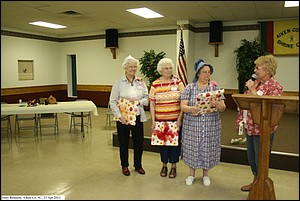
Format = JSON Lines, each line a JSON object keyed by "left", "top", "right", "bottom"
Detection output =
{"left": 1, "top": 107, "right": 299, "bottom": 200}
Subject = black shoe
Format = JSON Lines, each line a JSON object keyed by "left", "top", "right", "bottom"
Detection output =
{"left": 160, "top": 166, "right": 168, "bottom": 177}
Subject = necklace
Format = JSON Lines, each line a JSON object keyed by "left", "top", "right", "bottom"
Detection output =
{"left": 126, "top": 76, "right": 135, "bottom": 86}
{"left": 160, "top": 78, "right": 172, "bottom": 93}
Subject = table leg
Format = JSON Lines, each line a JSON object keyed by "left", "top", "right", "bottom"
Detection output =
{"left": 81, "top": 112, "right": 84, "bottom": 132}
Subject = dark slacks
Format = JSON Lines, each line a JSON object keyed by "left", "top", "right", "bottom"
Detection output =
{"left": 246, "top": 133, "right": 274, "bottom": 176}
{"left": 116, "top": 115, "right": 144, "bottom": 169}
{"left": 160, "top": 126, "right": 182, "bottom": 164}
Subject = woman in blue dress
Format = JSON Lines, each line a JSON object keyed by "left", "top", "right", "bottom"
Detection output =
{"left": 180, "top": 59, "right": 226, "bottom": 187}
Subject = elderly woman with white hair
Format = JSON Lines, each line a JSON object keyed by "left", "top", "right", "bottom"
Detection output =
{"left": 149, "top": 58, "right": 185, "bottom": 179}
{"left": 109, "top": 55, "right": 149, "bottom": 176}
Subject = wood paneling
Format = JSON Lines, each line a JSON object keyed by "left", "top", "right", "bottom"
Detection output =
{"left": 1, "top": 85, "right": 298, "bottom": 109}
{"left": 77, "top": 85, "right": 112, "bottom": 92}
{"left": 1, "top": 85, "right": 66, "bottom": 96}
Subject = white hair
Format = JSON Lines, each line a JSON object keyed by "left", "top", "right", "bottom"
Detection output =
{"left": 122, "top": 55, "right": 139, "bottom": 69}
{"left": 157, "top": 58, "right": 174, "bottom": 75}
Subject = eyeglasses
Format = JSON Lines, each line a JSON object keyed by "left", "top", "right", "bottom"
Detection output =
{"left": 200, "top": 70, "right": 211, "bottom": 74}
{"left": 127, "top": 65, "right": 137, "bottom": 69}
{"left": 162, "top": 67, "right": 173, "bottom": 70}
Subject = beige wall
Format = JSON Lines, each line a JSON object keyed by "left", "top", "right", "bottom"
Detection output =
{"left": 1, "top": 22, "right": 299, "bottom": 91}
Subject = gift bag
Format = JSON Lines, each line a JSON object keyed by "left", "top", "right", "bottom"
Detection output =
{"left": 47, "top": 95, "right": 57, "bottom": 104}
{"left": 113, "top": 98, "right": 139, "bottom": 126}
{"left": 151, "top": 121, "right": 178, "bottom": 146}
{"left": 195, "top": 89, "right": 224, "bottom": 114}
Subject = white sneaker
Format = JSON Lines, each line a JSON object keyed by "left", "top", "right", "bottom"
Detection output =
{"left": 203, "top": 176, "right": 210, "bottom": 186}
{"left": 185, "top": 176, "right": 195, "bottom": 186}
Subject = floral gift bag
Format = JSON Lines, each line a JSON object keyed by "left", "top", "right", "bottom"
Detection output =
{"left": 113, "top": 98, "right": 139, "bottom": 126}
{"left": 195, "top": 89, "right": 224, "bottom": 114}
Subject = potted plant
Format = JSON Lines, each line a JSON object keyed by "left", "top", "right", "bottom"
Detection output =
{"left": 139, "top": 49, "right": 166, "bottom": 87}
{"left": 234, "top": 36, "right": 267, "bottom": 94}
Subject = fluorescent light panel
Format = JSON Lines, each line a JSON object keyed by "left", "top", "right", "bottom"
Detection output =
{"left": 126, "top": 7, "right": 163, "bottom": 19}
{"left": 284, "top": 1, "right": 299, "bottom": 7}
{"left": 29, "top": 21, "right": 66, "bottom": 29}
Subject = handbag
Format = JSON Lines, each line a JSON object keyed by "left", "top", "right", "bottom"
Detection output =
{"left": 47, "top": 95, "right": 57, "bottom": 104}
{"left": 151, "top": 121, "right": 178, "bottom": 146}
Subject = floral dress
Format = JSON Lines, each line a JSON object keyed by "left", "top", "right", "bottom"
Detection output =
{"left": 235, "top": 77, "right": 283, "bottom": 135}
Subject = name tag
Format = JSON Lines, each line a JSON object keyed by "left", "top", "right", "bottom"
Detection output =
{"left": 256, "top": 90, "right": 263, "bottom": 96}
{"left": 170, "top": 86, "right": 177, "bottom": 91}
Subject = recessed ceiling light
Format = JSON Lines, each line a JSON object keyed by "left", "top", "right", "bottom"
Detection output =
{"left": 29, "top": 21, "right": 67, "bottom": 29}
{"left": 284, "top": 1, "right": 299, "bottom": 7}
{"left": 126, "top": 7, "right": 164, "bottom": 19}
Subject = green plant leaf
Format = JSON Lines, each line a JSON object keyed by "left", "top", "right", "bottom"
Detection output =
{"left": 139, "top": 49, "right": 166, "bottom": 87}
{"left": 234, "top": 36, "right": 267, "bottom": 93}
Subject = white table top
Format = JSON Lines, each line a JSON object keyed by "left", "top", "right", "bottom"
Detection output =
{"left": 1, "top": 100, "right": 99, "bottom": 116}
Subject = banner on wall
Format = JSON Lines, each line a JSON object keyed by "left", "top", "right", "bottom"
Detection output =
{"left": 260, "top": 20, "right": 299, "bottom": 55}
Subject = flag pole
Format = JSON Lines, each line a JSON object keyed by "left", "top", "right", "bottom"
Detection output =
{"left": 177, "top": 24, "right": 188, "bottom": 86}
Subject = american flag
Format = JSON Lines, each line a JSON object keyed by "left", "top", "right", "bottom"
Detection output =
{"left": 177, "top": 29, "right": 188, "bottom": 86}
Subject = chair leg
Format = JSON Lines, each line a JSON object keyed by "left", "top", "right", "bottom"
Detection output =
{"left": 69, "top": 115, "right": 73, "bottom": 133}
{"left": 37, "top": 114, "right": 58, "bottom": 136}
{"left": 105, "top": 114, "right": 112, "bottom": 130}
{"left": 14, "top": 114, "right": 37, "bottom": 141}
{"left": 55, "top": 114, "right": 59, "bottom": 134}
{"left": 89, "top": 113, "right": 92, "bottom": 129}
{"left": 14, "top": 117, "right": 18, "bottom": 141}
{"left": 7, "top": 116, "right": 11, "bottom": 139}
{"left": 73, "top": 115, "right": 76, "bottom": 130}
{"left": 34, "top": 115, "right": 39, "bottom": 141}
{"left": 69, "top": 113, "right": 91, "bottom": 136}
{"left": 81, "top": 114, "right": 84, "bottom": 133}
{"left": 105, "top": 114, "right": 109, "bottom": 130}
{"left": 15, "top": 115, "right": 20, "bottom": 138}
{"left": 38, "top": 114, "right": 42, "bottom": 136}
{"left": 2, "top": 116, "right": 12, "bottom": 139}
{"left": 7, "top": 116, "right": 12, "bottom": 134}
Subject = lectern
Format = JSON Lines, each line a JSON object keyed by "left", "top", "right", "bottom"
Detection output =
{"left": 232, "top": 94, "right": 299, "bottom": 200}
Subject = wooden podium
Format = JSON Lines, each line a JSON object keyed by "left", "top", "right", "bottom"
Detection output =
{"left": 232, "top": 94, "right": 299, "bottom": 200}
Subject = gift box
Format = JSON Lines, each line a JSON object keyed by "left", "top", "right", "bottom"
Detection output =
{"left": 113, "top": 98, "right": 139, "bottom": 125}
{"left": 195, "top": 89, "right": 224, "bottom": 114}
{"left": 151, "top": 121, "right": 178, "bottom": 146}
